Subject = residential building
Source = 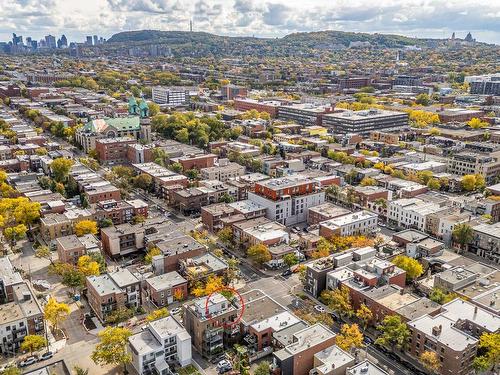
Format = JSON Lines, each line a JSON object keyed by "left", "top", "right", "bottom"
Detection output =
{"left": 304, "top": 256, "right": 336, "bottom": 298}
{"left": 469, "top": 222, "right": 500, "bottom": 264}
{"left": 388, "top": 198, "right": 448, "bottom": 231}
{"left": 438, "top": 108, "right": 484, "bottom": 123}
{"left": 220, "top": 84, "right": 247, "bottom": 100}
{"left": 233, "top": 98, "right": 280, "bottom": 118}
{"left": 55, "top": 234, "right": 86, "bottom": 264}
{"left": 95, "top": 137, "right": 136, "bottom": 164}
{"left": 232, "top": 217, "right": 289, "bottom": 248}
{"left": 447, "top": 152, "right": 500, "bottom": 184}
{"left": 200, "top": 159, "right": 246, "bottom": 182}
{"left": 201, "top": 203, "right": 236, "bottom": 233}
{"left": 128, "top": 316, "right": 192, "bottom": 375}
{"left": 183, "top": 293, "right": 238, "bottom": 359}
{"left": 319, "top": 211, "right": 378, "bottom": 238}
{"left": 144, "top": 272, "right": 188, "bottom": 307}
{"left": 94, "top": 199, "right": 148, "bottom": 226}
{"left": 86, "top": 269, "right": 140, "bottom": 322}
{"left": 346, "top": 361, "right": 389, "bottom": 375}
{"left": 179, "top": 253, "right": 228, "bottom": 284}
{"left": 466, "top": 74, "right": 500, "bottom": 95}
{"left": 323, "top": 109, "right": 409, "bottom": 135}
{"left": 310, "top": 345, "right": 355, "bottom": 375}
{"left": 272, "top": 323, "right": 336, "bottom": 375}
{"left": 172, "top": 153, "right": 217, "bottom": 171}
{"left": 248, "top": 176, "right": 325, "bottom": 226}
{"left": 338, "top": 77, "right": 371, "bottom": 90}
{"left": 152, "top": 235, "right": 207, "bottom": 274}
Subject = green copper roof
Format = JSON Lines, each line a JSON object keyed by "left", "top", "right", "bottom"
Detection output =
{"left": 84, "top": 116, "right": 141, "bottom": 133}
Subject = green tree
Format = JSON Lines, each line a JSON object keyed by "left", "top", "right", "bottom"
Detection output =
{"left": 452, "top": 223, "right": 473, "bottom": 253}
{"left": 35, "top": 245, "right": 53, "bottom": 264}
{"left": 0, "top": 367, "right": 21, "bottom": 375}
{"left": 91, "top": 327, "right": 132, "bottom": 370}
{"left": 218, "top": 192, "right": 235, "bottom": 203}
{"left": 145, "top": 247, "right": 162, "bottom": 264}
{"left": 282, "top": 253, "right": 299, "bottom": 268}
{"left": 170, "top": 162, "right": 183, "bottom": 173}
{"left": 254, "top": 361, "right": 270, "bottom": 375}
{"left": 134, "top": 173, "right": 153, "bottom": 191}
{"left": 20, "top": 335, "right": 47, "bottom": 355}
{"left": 247, "top": 243, "right": 272, "bottom": 265}
{"left": 217, "top": 227, "right": 233, "bottom": 246}
{"left": 415, "top": 93, "right": 430, "bottom": 106}
{"left": 392, "top": 255, "right": 423, "bottom": 281}
{"left": 185, "top": 169, "right": 199, "bottom": 180}
{"left": 429, "top": 287, "right": 458, "bottom": 305}
{"left": 427, "top": 178, "right": 441, "bottom": 190}
{"left": 375, "top": 315, "right": 410, "bottom": 350}
{"left": 473, "top": 332, "right": 500, "bottom": 372}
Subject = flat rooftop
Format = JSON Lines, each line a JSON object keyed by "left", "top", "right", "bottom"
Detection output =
{"left": 347, "top": 360, "right": 389, "bottom": 375}
{"left": 285, "top": 323, "right": 335, "bottom": 355}
{"left": 320, "top": 211, "right": 377, "bottom": 229}
{"left": 146, "top": 271, "right": 187, "bottom": 291}
{"left": 308, "top": 202, "right": 350, "bottom": 218}
{"left": 314, "top": 345, "right": 355, "bottom": 374}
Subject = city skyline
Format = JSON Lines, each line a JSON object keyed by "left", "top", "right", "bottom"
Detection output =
{"left": 0, "top": 0, "right": 499, "bottom": 44}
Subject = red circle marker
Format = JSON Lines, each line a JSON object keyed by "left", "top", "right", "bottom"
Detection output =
{"left": 204, "top": 286, "right": 245, "bottom": 328}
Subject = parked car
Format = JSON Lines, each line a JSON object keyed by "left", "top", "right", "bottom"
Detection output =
{"left": 363, "top": 336, "right": 374, "bottom": 345}
{"left": 314, "top": 305, "right": 326, "bottom": 313}
{"left": 281, "top": 269, "right": 292, "bottom": 277}
{"left": 18, "top": 356, "right": 37, "bottom": 367}
{"left": 39, "top": 352, "right": 54, "bottom": 361}
{"left": 170, "top": 307, "right": 182, "bottom": 315}
{"left": 217, "top": 359, "right": 233, "bottom": 374}
{"left": 387, "top": 352, "right": 401, "bottom": 362}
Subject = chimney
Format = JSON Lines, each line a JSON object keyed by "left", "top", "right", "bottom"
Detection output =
{"left": 432, "top": 325, "right": 442, "bottom": 336}
{"left": 474, "top": 306, "right": 478, "bottom": 316}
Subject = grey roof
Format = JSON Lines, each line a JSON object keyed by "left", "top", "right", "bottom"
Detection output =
{"left": 109, "top": 268, "right": 139, "bottom": 288}
{"left": 146, "top": 271, "right": 187, "bottom": 291}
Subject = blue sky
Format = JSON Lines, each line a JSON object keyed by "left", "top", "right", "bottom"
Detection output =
{"left": 1, "top": 0, "right": 499, "bottom": 44}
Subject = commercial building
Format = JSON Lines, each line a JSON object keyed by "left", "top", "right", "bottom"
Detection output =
{"left": 151, "top": 86, "right": 191, "bottom": 106}
{"left": 278, "top": 103, "right": 333, "bottom": 126}
{"left": 323, "top": 109, "right": 409, "bottom": 135}
{"left": 248, "top": 176, "right": 325, "bottom": 226}
{"left": 338, "top": 77, "right": 371, "bottom": 90}
{"left": 272, "top": 324, "right": 336, "bottom": 375}
{"left": 319, "top": 211, "right": 378, "bottom": 238}
{"left": 438, "top": 108, "right": 484, "bottom": 123}
{"left": 233, "top": 98, "right": 280, "bottom": 118}
{"left": 128, "top": 316, "right": 191, "bottom": 375}
{"left": 220, "top": 84, "right": 247, "bottom": 100}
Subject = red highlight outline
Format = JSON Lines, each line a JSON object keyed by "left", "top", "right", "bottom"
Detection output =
{"left": 204, "top": 286, "right": 245, "bottom": 328}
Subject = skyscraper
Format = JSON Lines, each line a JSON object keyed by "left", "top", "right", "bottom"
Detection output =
{"left": 93, "top": 35, "right": 98, "bottom": 45}
{"left": 58, "top": 34, "right": 68, "bottom": 48}
{"left": 86, "top": 36, "right": 93, "bottom": 45}
{"left": 12, "top": 33, "right": 23, "bottom": 45}
{"left": 45, "top": 35, "right": 56, "bottom": 49}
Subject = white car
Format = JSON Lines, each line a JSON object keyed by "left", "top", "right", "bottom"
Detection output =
{"left": 170, "top": 307, "right": 182, "bottom": 315}
{"left": 314, "top": 305, "right": 326, "bottom": 313}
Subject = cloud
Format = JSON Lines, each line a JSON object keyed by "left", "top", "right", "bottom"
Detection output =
{"left": 0, "top": 0, "right": 499, "bottom": 44}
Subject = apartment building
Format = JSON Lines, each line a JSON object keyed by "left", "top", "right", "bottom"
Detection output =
{"left": 40, "top": 207, "right": 94, "bottom": 242}
{"left": 128, "top": 316, "right": 191, "bottom": 375}
{"left": 200, "top": 159, "right": 246, "bottom": 182}
{"left": 278, "top": 103, "right": 333, "bottom": 126}
{"left": 132, "top": 162, "right": 188, "bottom": 193}
{"left": 466, "top": 73, "right": 500, "bottom": 95}
{"left": 55, "top": 234, "right": 86, "bottom": 264}
{"left": 303, "top": 256, "right": 336, "bottom": 298}
{"left": 346, "top": 361, "right": 389, "bottom": 375}
{"left": 152, "top": 235, "right": 207, "bottom": 274}
{"left": 232, "top": 217, "right": 289, "bottom": 248}
{"left": 307, "top": 203, "right": 350, "bottom": 225}
{"left": 95, "top": 137, "right": 136, "bottom": 165}
{"left": 248, "top": 176, "right": 325, "bottom": 226}
{"left": 323, "top": 109, "right": 409, "bottom": 135}
{"left": 151, "top": 86, "right": 191, "bottom": 106}
{"left": 272, "top": 324, "right": 336, "bottom": 375}
{"left": 93, "top": 199, "right": 148, "bottom": 226}
{"left": 388, "top": 198, "right": 448, "bottom": 231}
{"left": 172, "top": 153, "right": 217, "bottom": 171}
{"left": 319, "top": 211, "right": 378, "bottom": 238}
{"left": 220, "top": 84, "right": 247, "bottom": 100}
{"left": 447, "top": 152, "right": 500, "bottom": 184}
{"left": 0, "top": 258, "right": 44, "bottom": 355}
{"left": 338, "top": 77, "right": 371, "bottom": 90}
{"left": 233, "top": 98, "right": 281, "bottom": 118}
{"left": 183, "top": 293, "right": 238, "bottom": 359}
{"left": 144, "top": 272, "right": 188, "bottom": 307}
{"left": 126, "top": 143, "right": 154, "bottom": 164}
{"left": 86, "top": 269, "right": 140, "bottom": 322}
{"left": 438, "top": 108, "right": 484, "bottom": 123}
{"left": 469, "top": 222, "right": 500, "bottom": 264}
{"left": 310, "top": 345, "right": 355, "bottom": 375}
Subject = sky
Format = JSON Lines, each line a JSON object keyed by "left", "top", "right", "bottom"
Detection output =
{"left": 1, "top": 0, "right": 499, "bottom": 44}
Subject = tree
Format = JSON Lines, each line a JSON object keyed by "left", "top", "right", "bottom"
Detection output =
{"left": 145, "top": 247, "right": 161, "bottom": 264}
{"left": 77, "top": 255, "right": 100, "bottom": 276}
{"left": 360, "top": 177, "right": 376, "bottom": 186}
{"left": 20, "top": 334, "right": 47, "bottom": 355}
{"left": 73, "top": 367, "right": 89, "bottom": 375}
{"left": 392, "top": 255, "right": 423, "bottom": 281}
{"left": 356, "top": 304, "right": 373, "bottom": 329}
{"left": 452, "top": 223, "right": 473, "bottom": 253}
{"left": 99, "top": 218, "right": 113, "bottom": 228}
{"left": 35, "top": 245, "right": 53, "bottom": 264}
{"left": 473, "top": 332, "right": 500, "bottom": 372}
{"left": 217, "top": 227, "right": 233, "bottom": 246}
{"left": 247, "top": 244, "right": 272, "bottom": 265}
{"left": 105, "top": 308, "right": 135, "bottom": 324}
{"left": 134, "top": 173, "right": 153, "bottom": 191}
{"left": 420, "top": 351, "right": 441, "bottom": 374}
{"left": 44, "top": 297, "right": 70, "bottom": 332}
{"left": 111, "top": 166, "right": 134, "bottom": 179}
{"left": 51, "top": 158, "right": 74, "bottom": 182}
{"left": 148, "top": 102, "right": 160, "bottom": 116}
{"left": 254, "top": 361, "right": 270, "bottom": 375}
{"left": 321, "top": 285, "right": 353, "bottom": 318}
{"left": 375, "top": 315, "right": 410, "bottom": 350}
{"left": 336, "top": 324, "right": 364, "bottom": 352}
{"left": 91, "top": 327, "right": 132, "bottom": 370}
{"left": 415, "top": 93, "right": 430, "bottom": 106}
{"left": 185, "top": 169, "right": 199, "bottom": 180}
{"left": 0, "top": 367, "right": 21, "bottom": 375}
{"left": 461, "top": 174, "right": 477, "bottom": 191}
{"left": 312, "top": 238, "right": 332, "bottom": 259}
{"left": 4, "top": 224, "right": 27, "bottom": 248}
{"left": 429, "top": 127, "right": 441, "bottom": 136}
{"left": 467, "top": 117, "right": 488, "bottom": 129}
{"left": 218, "top": 192, "right": 235, "bottom": 203}
{"left": 175, "top": 128, "right": 190, "bottom": 143}
{"left": 427, "top": 178, "right": 441, "bottom": 190}
{"left": 74, "top": 220, "right": 98, "bottom": 236}
{"left": 146, "top": 308, "right": 170, "bottom": 322}
{"left": 170, "top": 162, "right": 183, "bottom": 173}
{"left": 61, "top": 265, "right": 86, "bottom": 293}
{"left": 283, "top": 253, "right": 299, "bottom": 268}
{"left": 429, "top": 287, "right": 458, "bottom": 305}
